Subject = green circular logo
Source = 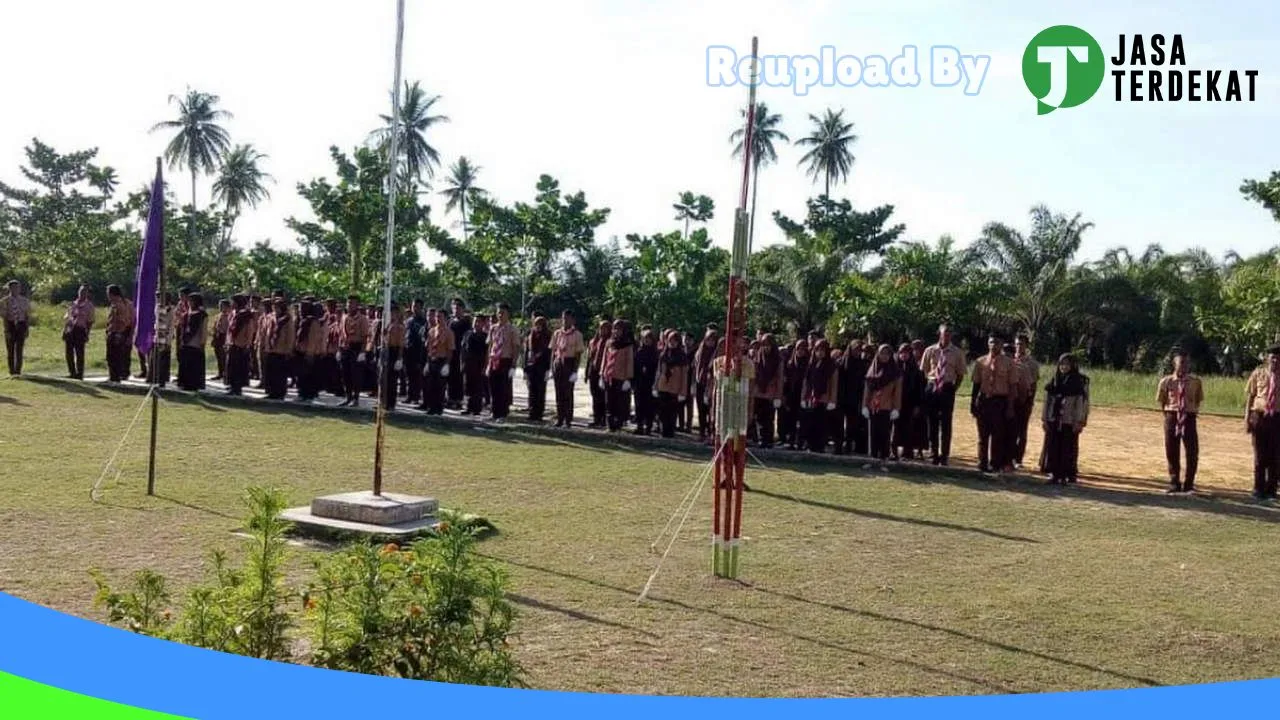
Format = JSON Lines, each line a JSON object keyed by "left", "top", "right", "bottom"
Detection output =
{"left": 1022, "top": 25, "right": 1105, "bottom": 115}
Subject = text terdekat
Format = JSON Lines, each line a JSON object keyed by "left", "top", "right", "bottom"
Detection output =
{"left": 1111, "top": 34, "right": 1258, "bottom": 102}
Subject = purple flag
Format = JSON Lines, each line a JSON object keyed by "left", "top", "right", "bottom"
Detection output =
{"left": 133, "top": 162, "right": 165, "bottom": 358}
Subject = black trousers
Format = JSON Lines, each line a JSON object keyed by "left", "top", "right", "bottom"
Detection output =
{"left": 379, "top": 347, "right": 401, "bottom": 411}
{"left": 527, "top": 364, "right": 549, "bottom": 422}
{"left": 321, "top": 355, "right": 343, "bottom": 396}
{"left": 753, "top": 398, "right": 776, "bottom": 447}
{"left": 1044, "top": 423, "right": 1080, "bottom": 481}
{"left": 212, "top": 340, "right": 227, "bottom": 379}
{"left": 226, "top": 345, "right": 251, "bottom": 393}
{"left": 148, "top": 346, "right": 172, "bottom": 387}
{"left": 845, "top": 406, "right": 868, "bottom": 455}
{"left": 553, "top": 362, "right": 577, "bottom": 425}
{"left": 1252, "top": 412, "right": 1280, "bottom": 498}
{"left": 264, "top": 353, "right": 290, "bottom": 399}
{"left": 805, "top": 406, "right": 828, "bottom": 452}
{"left": 659, "top": 392, "right": 681, "bottom": 437}
{"left": 893, "top": 406, "right": 916, "bottom": 457}
{"left": 976, "top": 395, "right": 1010, "bottom": 471}
{"left": 249, "top": 345, "right": 261, "bottom": 380}
{"left": 64, "top": 326, "right": 88, "bottom": 379}
{"left": 695, "top": 381, "right": 713, "bottom": 437}
{"left": 681, "top": 386, "right": 694, "bottom": 431}
{"left": 1013, "top": 397, "right": 1035, "bottom": 465}
{"left": 829, "top": 408, "right": 847, "bottom": 454}
{"left": 294, "top": 354, "right": 319, "bottom": 400}
{"left": 448, "top": 350, "right": 464, "bottom": 406}
{"left": 869, "top": 410, "right": 893, "bottom": 461}
{"left": 1163, "top": 412, "right": 1199, "bottom": 490}
{"left": 403, "top": 347, "right": 424, "bottom": 404}
{"left": 177, "top": 346, "right": 206, "bottom": 391}
{"left": 423, "top": 358, "right": 448, "bottom": 414}
{"left": 489, "top": 360, "right": 514, "bottom": 419}
{"left": 925, "top": 383, "right": 958, "bottom": 462}
{"left": 634, "top": 381, "right": 655, "bottom": 432}
{"left": 607, "top": 380, "right": 631, "bottom": 431}
{"left": 3, "top": 320, "right": 27, "bottom": 375}
{"left": 341, "top": 343, "right": 364, "bottom": 404}
{"left": 106, "top": 332, "right": 132, "bottom": 382}
{"left": 464, "top": 362, "right": 485, "bottom": 414}
{"left": 589, "top": 373, "right": 607, "bottom": 426}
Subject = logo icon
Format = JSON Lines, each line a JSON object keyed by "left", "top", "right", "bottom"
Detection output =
{"left": 1022, "top": 25, "right": 1105, "bottom": 114}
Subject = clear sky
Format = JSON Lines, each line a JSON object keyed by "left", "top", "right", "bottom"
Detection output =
{"left": 1, "top": 0, "right": 1276, "bottom": 265}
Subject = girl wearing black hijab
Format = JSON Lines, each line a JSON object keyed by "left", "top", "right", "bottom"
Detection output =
{"left": 862, "top": 344, "right": 902, "bottom": 469}
{"left": 1041, "top": 353, "right": 1090, "bottom": 484}
{"left": 801, "top": 340, "right": 840, "bottom": 453}
{"left": 893, "top": 342, "right": 926, "bottom": 461}
{"left": 752, "top": 334, "right": 784, "bottom": 448}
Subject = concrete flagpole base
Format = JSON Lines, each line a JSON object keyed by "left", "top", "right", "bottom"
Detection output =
{"left": 281, "top": 491, "right": 441, "bottom": 542}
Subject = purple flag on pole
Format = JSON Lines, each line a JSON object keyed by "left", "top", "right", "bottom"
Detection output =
{"left": 133, "top": 162, "right": 165, "bottom": 357}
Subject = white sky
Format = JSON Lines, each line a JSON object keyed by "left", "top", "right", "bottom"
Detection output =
{"left": 1, "top": 0, "right": 1277, "bottom": 266}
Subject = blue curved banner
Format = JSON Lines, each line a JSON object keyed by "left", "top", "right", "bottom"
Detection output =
{"left": 1, "top": 592, "right": 1277, "bottom": 718}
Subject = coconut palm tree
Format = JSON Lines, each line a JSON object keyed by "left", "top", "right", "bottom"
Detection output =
{"left": 795, "top": 108, "right": 857, "bottom": 197}
{"left": 150, "top": 89, "right": 234, "bottom": 245}
{"left": 212, "top": 145, "right": 274, "bottom": 255}
{"left": 369, "top": 81, "right": 449, "bottom": 184}
{"left": 438, "top": 157, "right": 486, "bottom": 241}
{"left": 729, "top": 101, "right": 788, "bottom": 247}
{"left": 86, "top": 165, "right": 119, "bottom": 210}
{"left": 673, "top": 192, "right": 715, "bottom": 240}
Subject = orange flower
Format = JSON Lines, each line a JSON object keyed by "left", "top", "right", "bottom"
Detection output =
{"left": 410, "top": 573, "right": 423, "bottom": 586}
{"left": 409, "top": 605, "right": 422, "bottom": 618}
{"left": 304, "top": 597, "right": 317, "bottom": 611}
{"left": 380, "top": 543, "right": 400, "bottom": 556}
{"left": 437, "top": 522, "right": 451, "bottom": 533}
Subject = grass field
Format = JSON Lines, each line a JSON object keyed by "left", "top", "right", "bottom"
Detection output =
{"left": 14, "top": 302, "right": 1251, "bottom": 416}
{"left": 3, "top": 376, "right": 1280, "bottom": 697}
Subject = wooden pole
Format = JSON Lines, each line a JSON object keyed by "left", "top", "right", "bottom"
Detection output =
{"left": 146, "top": 157, "right": 164, "bottom": 497}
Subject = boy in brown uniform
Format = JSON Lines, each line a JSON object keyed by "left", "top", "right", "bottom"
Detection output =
{"left": 2, "top": 280, "right": 31, "bottom": 376}
{"left": 104, "top": 285, "right": 135, "bottom": 383}
{"left": 1157, "top": 347, "right": 1204, "bottom": 494}
{"left": 263, "top": 299, "right": 295, "bottom": 400}
{"left": 376, "top": 303, "right": 406, "bottom": 411}
{"left": 210, "top": 299, "right": 231, "bottom": 381}
{"left": 422, "top": 307, "right": 456, "bottom": 415}
{"left": 971, "top": 335, "right": 1016, "bottom": 474}
{"left": 339, "top": 296, "right": 369, "bottom": 408}
{"left": 323, "top": 300, "right": 344, "bottom": 397}
{"left": 551, "top": 310, "right": 586, "bottom": 428}
{"left": 1245, "top": 346, "right": 1280, "bottom": 502}
{"left": 487, "top": 304, "right": 520, "bottom": 422}
{"left": 294, "top": 302, "right": 326, "bottom": 402}
{"left": 176, "top": 295, "right": 208, "bottom": 392}
{"left": 225, "top": 294, "right": 255, "bottom": 395}
{"left": 63, "top": 285, "right": 95, "bottom": 380}
{"left": 1012, "top": 335, "right": 1041, "bottom": 468}
{"left": 920, "top": 324, "right": 967, "bottom": 466}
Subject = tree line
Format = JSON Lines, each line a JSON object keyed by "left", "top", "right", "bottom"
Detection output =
{"left": 2, "top": 85, "right": 1279, "bottom": 375}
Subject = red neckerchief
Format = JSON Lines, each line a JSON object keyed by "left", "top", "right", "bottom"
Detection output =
{"left": 1267, "top": 371, "right": 1277, "bottom": 416}
{"left": 603, "top": 343, "right": 618, "bottom": 381}
{"left": 935, "top": 344, "right": 949, "bottom": 392}
{"left": 489, "top": 324, "right": 505, "bottom": 371}
{"left": 1172, "top": 373, "right": 1189, "bottom": 437}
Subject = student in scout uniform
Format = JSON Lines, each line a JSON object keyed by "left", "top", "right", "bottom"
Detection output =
{"left": 680, "top": 331, "right": 697, "bottom": 432}
{"left": 422, "top": 307, "right": 456, "bottom": 415}
{"left": 363, "top": 306, "right": 382, "bottom": 396}
{"left": 378, "top": 303, "right": 406, "bottom": 411}
{"left": 225, "top": 294, "right": 255, "bottom": 395}
{"left": 263, "top": 298, "right": 296, "bottom": 400}
{"left": 600, "top": 319, "right": 636, "bottom": 433}
{"left": 586, "top": 319, "right": 612, "bottom": 428}
{"left": 751, "top": 334, "right": 784, "bottom": 448}
{"left": 861, "top": 343, "right": 903, "bottom": 471}
{"left": 2, "top": 280, "right": 31, "bottom": 377}
{"left": 710, "top": 335, "right": 755, "bottom": 445}
{"left": 338, "top": 296, "right": 369, "bottom": 407}
{"left": 323, "top": 300, "right": 345, "bottom": 397}
{"left": 1041, "top": 353, "right": 1089, "bottom": 485}
{"left": 461, "top": 313, "right": 489, "bottom": 415}
{"left": 210, "top": 299, "right": 231, "bottom": 381}
{"left": 971, "top": 335, "right": 1017, "bottom": 474}
{"left": 104, "top": 284, "right": 135, "bottom": 383}
{"left": 148, "top": 292, "right": 175, "bottom": 387}
{"left": 1245, "top": 345, "right": 1280, "bottom": 502}
{"left": 893, "top": 343, "right": 926, "bottom": 462}
{"left": 801, "top": 339, "right": 840, "bottom": 453}
{"left": 655, "top": 329, "right": 689, "bottom": 438}
{"left": 524, "top": 314, "right": 553, "bottom": 423}
{"left": 248, "top": 294, "right": 265, "bottom": 384}
{"left": 175, "top": 295, "right": 208, "bottom": 391}
{"left": 292, "top": 301, "right": 323, "bottom": 402}
{"left": 1157, "top": 347, "right": 1204, "bottom": 494}
{"left": 633, "top": 327, "right": 660, "bottom": 435}
{"left": 837, "top": 339, "right": 869, "bottom": 456}
{"left": 783, "top": 339, "right": 811, "bottom": 450}
{"left": 1012, "top": 334, "right": 1041, "bottom": 468}
{"left": 551, "top": 310, "right": 586, "bottom": 428}
{"left": 692, "top": 326, "right": 719, "bottom": 440}
{"left": 62, "top": 284, "right": 95, "bottom": 380}
{"left": 403, "top": 299, "right": 427, "bottom": 406}
{"left": 487, "top": 304, "right": 520, "bottom": 422}
{"left": 908, "top": 339, "right": 929, "bottom": 459}
{"left": 447, "top": 298, "right": 472, "bottom": 410}
{"left": 920, "top": 323, "right": 967, "bottom": 466}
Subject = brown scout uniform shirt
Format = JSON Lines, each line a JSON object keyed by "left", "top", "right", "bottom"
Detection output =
{"left": 973, "top": 354, "right": 1016, "bottom": 399}
{"left": 552, "top": 327, "right": 585, "bottom": 367}
{"left": 1157, "top": 373, "right": 1204, "bottom": 415}
{"left": 341, "top": 312, "right": 370, "bottom": 349}
{"left": 268, "top": 313, "right": 296, "bottom": 356}
{"left": 921, "top": 343, "right": 967, "bottom": 387}
{"left": 1246, "top": 367, "right": 1279, "bottom": 415}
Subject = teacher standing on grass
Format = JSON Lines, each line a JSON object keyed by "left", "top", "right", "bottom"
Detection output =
{"left": 1157, "top": 347, "right": 1204, "bottom": 495}
{"left": 1041, "top": 353, "right": 1089, "bottom": 485}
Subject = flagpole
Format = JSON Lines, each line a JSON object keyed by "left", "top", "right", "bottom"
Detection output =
{"left": 373, "top": 0, "right": 406, "bottom": 498}
{"left": 146, "top": 157, "right": 164, "bottom": 496}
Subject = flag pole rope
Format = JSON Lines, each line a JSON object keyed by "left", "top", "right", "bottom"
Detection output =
{"left": 90, "top": 386, "right": 155, "bottom": 502}
{"left": 638, "top": 441, "right": 728, "bottom": 604}
{"left": 649, "top": 440, "right": 728, "bottom": 553}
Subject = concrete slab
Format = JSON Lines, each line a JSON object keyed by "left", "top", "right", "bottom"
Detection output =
{"left": 310, "top": 491, "right": 438, "bottom": 526}
{"left": 280, "top": 505, "right": 442, "bottom": 542}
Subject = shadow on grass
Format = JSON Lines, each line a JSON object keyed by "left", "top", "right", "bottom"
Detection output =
{"left": 507, "top": 593, "right": 659, "bottom": 638}
{"left": 0, "top": 394, "right": 26, "bottom": 406}
{"left": 23, "top": 375, "right": 107, "bottom": 398}
{"left": 749, "top": 488, "right": 1040, "bottom": 544}
{"left": 483, "top": 555, "right": 1019, "bottom": 693}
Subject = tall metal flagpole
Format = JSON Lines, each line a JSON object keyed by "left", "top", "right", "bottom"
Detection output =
{"left": 712, "top": 37, "right": 758, "bottom": 580}
{"left": 373, "top": 0, "right": 406, "bottom": 498}
{"left": 146, "top": 157, "right": 165, "bottom": 497}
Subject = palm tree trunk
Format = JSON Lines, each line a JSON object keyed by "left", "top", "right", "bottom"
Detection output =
{"left": 684, "top": 217, "right": 690, "bottom": 241}
{"left": 460, "top": 195, "right": 468, "bottom": 243}
{"left": 748, "top": 162, "right": 761, "bottom": 251}
{"left": 824, "top": 171, "right": 831, "bottom": 199}
{"left": 189, "top": 170, "right": 198, "bottom": 250}
{"left": 350, "top": 243, "right": 363, "bottom": 294}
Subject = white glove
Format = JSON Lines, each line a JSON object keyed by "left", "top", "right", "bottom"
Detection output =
{"left": 622, "top": 381, "right": 631, "bottom": 392}
{"left": 336, "top": 352, "right": 344, "bottom": 363}
{"left": 772, "top": 399, "right": 781, "bottom": 409}
{"left": 678, "top": 395, "right": 686, "bottom": 402}
{"left": 545, "top": 370, "right": 552, "bottom": 382}
{"left": 358, "top": 353, "right": 367, "bottom": 363}
{"left": 861, "top": 407, "right": 870, "bottom": 419}
{"left": 890, "top": 410, "right": 900, "bottom": 421}
{"left": 596, "top": 378, "right": 603, "bottom": 390}
{"left": 652, "top": 389, "right": 659, "bottom": 398}
{"left": 801, "top": 401, "right": 811, "bottom": 409}
{"left": 441, "top": 364, "right": 450, "bottom": 378}
{"left": 394, "top": 360, "right": 403, "bottom": 372}
{"left": 569, "top": 372, "right": 578, "bottom": 384}
{"left": 826, "top": 402, "right": 836, "bottom": 411}
{"left": 508, "top": 368, "right": 515, "bottom": 379}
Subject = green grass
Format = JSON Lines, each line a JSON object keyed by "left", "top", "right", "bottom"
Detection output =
{"left": 3, "top": 377, "right": 1280, "bottom": 697}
